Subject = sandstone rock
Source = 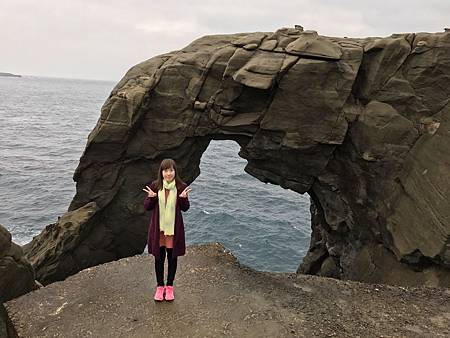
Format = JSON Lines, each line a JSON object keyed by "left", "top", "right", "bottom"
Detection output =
{"left": 24, "top": 202, "right": 101, "bottom": 285}
{"left": 232, "top": 32, "right": 267, "bottom": 47}
{"left": 0, "top": 303, "right": 17, "bottom": 338}
{"left": 285, "top": 32, "right": 343, "bottom": 60}
{"left": 259, "top": 39, "right": 277, "bottom": 51}
{"left": 0, "top": 223, "right": 35, "bottom": 338}
{"left": 232, "top": 50, "right": 296, "bottom": 89}
{"left": 0, "top": 225, "right": 12, "bottom": 259}
{"left": 24, "top": 28, "right": 450, "bottom": 287}
{"left": 358, "top": 34, "right": 412, "bottom": 100}
{"left": 385, "top": 105, "right": 450, "bottom": 262}
{"left": 349, "top": 100, "right": 419, "bottom": 161}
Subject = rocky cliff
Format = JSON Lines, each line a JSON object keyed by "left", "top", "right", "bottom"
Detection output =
{"left": 23, "top": 27, "right": 450, "bottom": 286}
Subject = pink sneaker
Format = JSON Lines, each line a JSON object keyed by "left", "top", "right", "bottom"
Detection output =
{"left": 165, "top": 286, "right": 174, "bottom": 301}
{"left": 154, "top": 286, "right": 164, "bottom": 302}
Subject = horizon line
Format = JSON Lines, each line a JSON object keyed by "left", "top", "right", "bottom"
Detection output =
{"left": 1, "top": 72, "right": 118, "bottom": 83}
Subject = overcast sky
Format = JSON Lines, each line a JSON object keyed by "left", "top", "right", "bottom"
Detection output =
{"left": 1, "top": 0, "right": 449, "bottom": 81}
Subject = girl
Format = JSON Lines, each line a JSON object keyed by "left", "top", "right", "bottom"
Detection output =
{"left": 143, "top": 158, "right": 192, "bottom": 302}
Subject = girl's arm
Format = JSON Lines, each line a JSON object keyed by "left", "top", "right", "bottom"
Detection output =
{"left": 179, "top": 195, "right": 190, "bottom": 212}
{"left": 144, "top": 196, "right": 158, "bottom": 210}
{"left": 144, "top": 183, "right": 158, "bottom": 210}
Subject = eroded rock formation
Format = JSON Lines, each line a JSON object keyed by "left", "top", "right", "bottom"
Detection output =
{"left": 24, "top": 27, "right": 450, "bottom": 286}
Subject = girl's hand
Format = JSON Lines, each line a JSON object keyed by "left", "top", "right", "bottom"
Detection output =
{"left": 143, "top": 186, "right": 157, "bottom": 198}
{"left": 179, "top": 186, "right": 192, "bottom": 198}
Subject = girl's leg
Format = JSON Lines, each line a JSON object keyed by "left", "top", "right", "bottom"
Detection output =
{"left": 155, "top": 246, "right": 166, "bottom": 286}
{"left": 162, "top": 235, "right": 176, "bottom": 300}
{"left": 164, "top": 235, "right": 176, "bottom": 285}
{"left": 155, "top": 232, "right": 168, "bottom": 287}
{"left": 166, "top": 246, "right": 177, "bottom": 286}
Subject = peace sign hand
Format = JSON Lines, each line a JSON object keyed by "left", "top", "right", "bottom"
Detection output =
{"left": 179, "top": 186, "right": 192, "bottom": 198}
{"left": 143, "top": 186, "right": 157, "bottom": 198}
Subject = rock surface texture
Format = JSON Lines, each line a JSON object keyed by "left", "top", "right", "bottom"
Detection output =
{"left": 6, "top": 244, "right": 450, "bottom": 338}
{"left": 23, "top": 27, "right": 450, "bottom": 286}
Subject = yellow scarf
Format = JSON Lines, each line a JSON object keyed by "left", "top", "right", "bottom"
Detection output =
{"left": 158, "top": 179, "right": 177, "bottom": 235}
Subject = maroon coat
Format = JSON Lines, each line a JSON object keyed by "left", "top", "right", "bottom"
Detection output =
{"left": 144, "top": 181, "right": 190, "bottom": 259}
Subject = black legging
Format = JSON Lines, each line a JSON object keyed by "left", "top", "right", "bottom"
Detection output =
{"left": 155, "top": 246, "right": 166, "bottom": 286}
{"left": 166, "top": 248, "right": 178, "bottom": 286}
{"left": 154, "top": 246, "right": 178, "bottom": 286}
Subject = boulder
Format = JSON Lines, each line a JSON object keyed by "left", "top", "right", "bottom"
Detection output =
{"left": 23, "top": 202, "right": 101, "bottom": 285}
{"left": 0, "top": 224, "right": 35, "bottom": 338}
{"left": 0, "top": 224, "right": 35, "bottom": 302}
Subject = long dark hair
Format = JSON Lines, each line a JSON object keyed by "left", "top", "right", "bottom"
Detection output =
{"left": 155, "top": 158, "right": 185, "bottom": 191}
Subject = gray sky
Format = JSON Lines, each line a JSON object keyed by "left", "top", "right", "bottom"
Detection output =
{"left": 1, "top": 0, "right": 449, "bottom": 81}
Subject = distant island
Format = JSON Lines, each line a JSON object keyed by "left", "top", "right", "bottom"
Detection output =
{"left": 0, "top": 72, "right": 21, "bottom": 77}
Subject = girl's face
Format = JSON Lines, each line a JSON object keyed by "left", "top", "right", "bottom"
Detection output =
{"left": 162, "top": 167, "right": 175, "bottom": 182}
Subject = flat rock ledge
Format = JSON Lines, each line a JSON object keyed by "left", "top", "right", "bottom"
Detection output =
{"left": 5, "top": 244, "right": 450, "bottom": 338}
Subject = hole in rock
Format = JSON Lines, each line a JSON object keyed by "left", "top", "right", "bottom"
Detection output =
{"left": 184, "top": 140, "right": 311, "bottom": 272}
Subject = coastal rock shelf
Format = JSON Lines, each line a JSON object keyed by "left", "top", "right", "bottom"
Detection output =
{"left": 23, "top": 27, "right": 450, "bottom": 286}
{"left": 6, "top": 244, "right": 450, "bottom": 337}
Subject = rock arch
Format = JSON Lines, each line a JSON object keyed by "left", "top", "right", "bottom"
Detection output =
{"left": 24, "top": 27, "right": 450, "bottom": 286}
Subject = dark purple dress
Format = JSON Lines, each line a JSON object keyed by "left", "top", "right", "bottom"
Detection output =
{"left": 144, "top": 181, "right": 190, "bottom": 259}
